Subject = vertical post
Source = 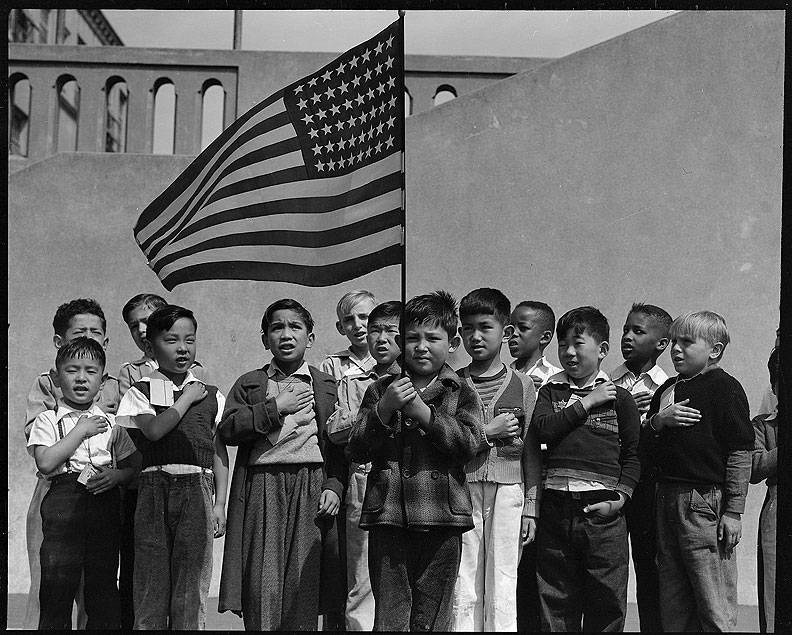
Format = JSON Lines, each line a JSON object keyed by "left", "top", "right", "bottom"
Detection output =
{"left": 398, "top": 11, "right": 407, "bottom": 377}
{"left": 233, "top": 10, "right": 243, "bottom": 50}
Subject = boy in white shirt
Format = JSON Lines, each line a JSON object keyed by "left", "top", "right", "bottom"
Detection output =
{"left": 27, "top": 337, "right": 138, "bottom": 630}
{"left": 508, "top": 301, "right": 562, "bottom": 390}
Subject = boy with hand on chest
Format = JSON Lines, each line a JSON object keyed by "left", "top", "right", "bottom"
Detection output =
{"left": 642, "top": 311, "right": 754, "bottom": 631}
{"left": 532, "top": 306, "right": 640, "bottom": 632}
{"left": 609, "top": 302, "right": 671, "bottom": 632}
{"left": 348, "top": 290, "right": 481, "bottom": 632}
{"left": 218, "top": 299, "right": 346, "bottom": 631}
{"left": 115, "top": 305, "right": 229, "bottom": 630}
{"left": 27, "top": 337, "right": 138, "bottom": 630}
{"left": 452, "top": 288, "right": 540, "bottom": 632}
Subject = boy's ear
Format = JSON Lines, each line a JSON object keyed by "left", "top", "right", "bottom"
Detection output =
{"left": 503, "top": 324, "right": 515, "bottom": 341}
{"left": 51, "top": 371, "right": 61, "bottom": 388}
{"left": 395, "top": 334, "right": 402, "bottom": 349}
{"left": 53, "top": 334, "right": 64, "bottom": 349}
{"left": 261, "top": 333, "right": 271, "bottom": 350}
{"left": 102, "top": 336, "right": 110, "bottom": 350}
{"left": 539, "top": 330, "right": 553, "bottom": 347}
{"left": 655, "top": 336, "right": 670, "bottom": 353}
{"left": 449, "top": 334, "right": 462, "bottom": 353}
{"left": 598, "top": 340, "right": 610, "bottom": 360}
{"left": 709, "top": 342, "right": 724, "bottom": 361}
{"left": 335, "top": 320, "right": 344, "bottom": 336}
{"left": 306, "top": 332, "right": 316, "bottom": 349}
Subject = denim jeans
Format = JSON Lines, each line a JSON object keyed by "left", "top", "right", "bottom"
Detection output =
{"left": 38, "top": 473, "right": 121, "bottom": 630}
{"left": 369, "top": 526, "right": 462, "bottom": 632}
{"left": 656, "top": 483, "right": 738, "bottom": 631}
{"left": 133, "top": 470, "right": 214, "bottom": 630}
{"left": 536, "top": 489, "right": 628, "bottom": 632}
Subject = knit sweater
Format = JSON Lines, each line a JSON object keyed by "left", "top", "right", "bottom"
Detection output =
{"left": 458, "top": 366, "right": 541, "bottom": 517}
{"left": 532, "top": 379, "right": 641, "bottom": 499}
{"left": 130, "top": 381, "right": 218, "bottom": 470}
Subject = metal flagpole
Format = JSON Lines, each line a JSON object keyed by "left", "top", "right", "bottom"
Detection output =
{"left": 398, "top": 10, "right": 407, "bottom": 378}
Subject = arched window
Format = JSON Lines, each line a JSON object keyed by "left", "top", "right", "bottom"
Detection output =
{"left": 200, "top": 80, "right": 225, "bottom": 150}
{"left": 433, "top": 84, "right": 457, "bottom": 106}
{"left": 56, "top": 75, "right": 80, "bottom": 152}
{"left": 404, "top": 87, "right": 413, "bottom": 118}
{"left": 152, "top": 79, "right": 176, "bottom": 155}
{"left": 9, "top": 74, "right": 31, "bottom": 157}
{"left": 105, "top": 76, "right": 128, "bottom": 153}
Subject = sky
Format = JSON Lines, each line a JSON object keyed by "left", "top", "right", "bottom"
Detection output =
{"left": 103, "top": 10, "right": 678, "bottom": 58}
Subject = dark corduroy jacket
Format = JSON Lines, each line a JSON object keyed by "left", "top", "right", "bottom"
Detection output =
{"left": 216, "top": 364, "right": 345, "bottom": 616}
{"left": 347, "top": 363, "right": 481, "bottom": 530}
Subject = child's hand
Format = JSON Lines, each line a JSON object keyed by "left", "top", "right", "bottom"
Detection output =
{"left": 653, "top": 399, "right": 701, "bottom": 430}
{"left": 181, "top": 381, "right": 208, "bottom": 406}
{"left": 486, "top": 412, "right": 519, "bottom": 439}
{"left": 401, "top": 391, "right": 430, "bottom": 423}
{"left": 291, "top": 403, "right": 316, "bottom": 427}
{"left": 85, "top": 465, "right": 122, "bottom": 494}
{"left": 378, "top": 377, "right": 417, "bottom": 420}
{"left": 213, "top": 503, "right": 227, "bottom": 538}
{"left": 317, "top": 489, "right": 340, "bottom": 517}
{"left": 581, "top": 381, "right": 617, "bottom": 410}
{"left": 521, "top": 516, "right": 536, "bottom": 546}
{"left": 275, "top": 383, "right": 313, "bottom": 416}
{"left": 76, "top": 414, "right": 109, "bottom": 439}
{"left": 583, "top": 491, "right": 626, "bottom": 518}
{"left": 632, "top": 391, "right": 653, "bottom": 413}
{"left": 718, "top": 512, "right": 741, "bottom": 554}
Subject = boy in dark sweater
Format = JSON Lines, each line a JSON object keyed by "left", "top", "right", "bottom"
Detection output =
{"left": 642, "top": 311, "right": 754, "bottom": 631}
{"left": 532, "top": 306, "right": 640, "bottom": 632}
{"left": 348, "top": 290, "right": 481, "bottom": 631}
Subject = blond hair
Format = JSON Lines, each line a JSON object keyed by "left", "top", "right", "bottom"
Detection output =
{"left": 670, "top": 311, "right": 730, "bottom": 359}
{"left": 336, "top": 290, "right": 376, "bottom": 320}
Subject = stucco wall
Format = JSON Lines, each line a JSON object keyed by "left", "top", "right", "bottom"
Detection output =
{"left": 7, "top": 10, "right": 782, "bottom": 602}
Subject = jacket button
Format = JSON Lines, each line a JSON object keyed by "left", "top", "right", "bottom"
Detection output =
{"left": 431, "top": 470, "right": 439, "bottom": 479}
{"left": 402, "top": 468, "right": 411, "bottom": 478}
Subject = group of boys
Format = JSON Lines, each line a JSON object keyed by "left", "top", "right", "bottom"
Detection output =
{"left": 22, "top": 287, "right": 755, "bottom": 632}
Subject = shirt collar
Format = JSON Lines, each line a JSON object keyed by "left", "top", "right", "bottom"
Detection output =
{"left": 139, "top": 368, "right": 199, "bottom": 389}
{"left": 610, "top": 362, "right": 667, "bottom": 384}
{"left": 548, "top": 368, "right": 610, "bottom": 389}
{"left": 512, "top": 355, "right": 549, "bottom": 375}
{"left": 765, "top": 409, "right": 778, "bottom": 421}
{"left": 54, "top": 400, "right": 108, "bottom": 423}
{"left": 267, "top": 359, "right": 312, "bottom": 380}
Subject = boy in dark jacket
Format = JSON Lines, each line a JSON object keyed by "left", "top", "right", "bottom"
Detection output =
{"left": 348, "top": 290, "right": 480, "bottom": 632}
{"left": 532, "top": 306, "right": 641, "bottom": 632}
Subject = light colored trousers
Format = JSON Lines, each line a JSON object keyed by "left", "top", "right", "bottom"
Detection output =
{"left": 759, "top": 485, "right": 776, "bottom": 633}
{"left": 452, "top": 481, "right": 524, "bottom": 632}
{"left": 24, "top": 476, "right": 88, "bottom": 630}
{"left": 345, "top": 465, "right": 375, "bottom": 631}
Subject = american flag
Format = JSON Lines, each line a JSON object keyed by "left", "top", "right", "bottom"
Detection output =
{"left": 134, "top": 19, "right": 404, "bottom": 290}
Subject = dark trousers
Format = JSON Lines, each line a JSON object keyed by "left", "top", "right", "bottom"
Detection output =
{"left": 38, "top": 473, "right": 121, "bottom": 630}
{"left": 516, "top": 540, "right": 542, "bottom": 632}
{"left": 536, "top": 490, "right": 628, "bottom": 632}
{"left": 625, "top": 477, "right": 662, "bottom": 632}
{"left": 119, "top": 487, "right": 137, "bottom": 630}
{"left": 368, "top": 526, "right": 462, "bottom": 632}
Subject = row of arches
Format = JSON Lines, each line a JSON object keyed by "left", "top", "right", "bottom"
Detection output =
{"left": 402, "top": 84, "right": 458, "bottom": 117}
{"left": 8, "top": 73, "right": 226, "bottom": 157}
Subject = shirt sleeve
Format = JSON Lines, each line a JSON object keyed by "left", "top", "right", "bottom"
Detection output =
{"left": 26, "top": 411, "right": 59, "bottom": 454}
{"left": 109, "top": 416, "right": 137, "bottom": 463}
{"left": 319, "top": 356, "right": 339, "bottom": 381}
{"left": 115, "top": 385, "right": 155, "bottom": 428}
{"left": 215, "top": 389, "right": 226, "bottom": 426}
{"left": 25, "top": 374, "right": 58, "bottom": 440}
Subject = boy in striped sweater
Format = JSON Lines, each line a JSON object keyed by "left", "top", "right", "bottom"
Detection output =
{"left": 451, "top": 288, "right": 541, "bottom": 632}
{"left": 532, "top": 306, "right": 641, "bottom": 632}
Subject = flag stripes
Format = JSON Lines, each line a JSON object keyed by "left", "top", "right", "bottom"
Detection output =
{"left": 134, "top": 19, "right": 405, "bottom": 290}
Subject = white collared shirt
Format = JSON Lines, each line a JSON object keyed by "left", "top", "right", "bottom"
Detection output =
{"left": 510, "top": 356, "right": 563, "bottom": 387}
{"left": 610, "top": 363, "right": 668, "bottom": 395}
{"left": 116, "top": 369, "right": 225, "bottom": 428}
{"left": 27, "top": 401, "right": 136, "bottom": 477}
{"left": 320, "top": 348, "right": 375, "bottom": 382}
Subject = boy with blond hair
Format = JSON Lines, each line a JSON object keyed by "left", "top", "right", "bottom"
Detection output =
{"left": 452, "top": 288, "right": 541, "bottom": 632}
{"left": 642, "top": 311, "right": 754, "bottom": 631}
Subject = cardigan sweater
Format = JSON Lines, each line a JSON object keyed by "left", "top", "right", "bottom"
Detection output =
{"left": 347, "top": 363, "right": 481, "bottom": 530}
{"left": 217, "top": 364, "right": 344, "bottom": 615}
{"left": 458, "top": 366, "right": 541, "bottom": 517}
{"left": 532, "top": 379, "right": 641, "bottom": 499}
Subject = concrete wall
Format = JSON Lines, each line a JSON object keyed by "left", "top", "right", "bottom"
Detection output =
{"left": 7, "top": 10, "right": 783, "bottom": 603}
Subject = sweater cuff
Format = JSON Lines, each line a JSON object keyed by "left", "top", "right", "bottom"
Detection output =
{"left": 569, "top": 400, "right": 588, "bottom": 422}
{"left": 615, "top": 483, "right": 634, "bottom": 500}
{"left": 522, "top": 497, "right": 538, "bottom": 518}
{"left": 321, "top": 476, "right": 344, "bottom": 500}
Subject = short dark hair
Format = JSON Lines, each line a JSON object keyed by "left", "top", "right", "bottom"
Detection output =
{"left": 55, "top": 336, "right": 106, "bottom": 370}
{"left": 629, "top": 303, "right": 672, "bottom": 336}
{"left": 513, "top": 301, "right": 556, "bottom": 333}
{"left": 122, "top": 293, "right": 167, "bottom": 323}
{"left": 52, "top": 298, "right": 106, "bottom": 337}
{"left": 145, "top": 305, "right": 198, "bottom": 341}
{"left": 368, "top": 300, "right": 403, "bottom": 325}
{"left": 556, "top": 306, "right": 609, "bottom": 344}
{"left": 261, "top": 299, "right": 314, "bottom": 334}
{"left": 459, "top": 288, "right": 511, "bottom": 326}
{"left": 404, "top": 290, "right": 458, "bottom": 339}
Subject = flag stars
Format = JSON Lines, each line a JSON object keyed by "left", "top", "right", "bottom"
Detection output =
{"left": 295, "top": 84, "right": 304, "bottom": 93}
{"left": 297, "top": 97, "right": 308, "bottom": 110}
{"left": 363, "top": 68, "right": 373, "bottom": 82}
{"left": 338, "top": 138, "right": 348, "bottom": 150}
{"left": 377, "top": 82, "right": 386, "bottom": 95}
{"left": 311, "top": 93, "right": 322, "bottom": 105}
{"left": 335, "top": 61, "right": 346, "bottom": 75}
{"left": 343, "top": 98, "right": 353, "bottom": 110}
{"left": 338, "top": 80, "right": 349, "bottom": 94}
{"left": 316, "top": 108, "right": 327, "bottom": 120}
{"left": 322, "top": 123, "right": 333, "bottom": 135}
{"left": 362, "top": 49, "right": 371, "bottom": 62}
{"left": 386, "top": 115, "right": 395, "bottom": 129}
{"left": 387, "top": 76, "right": 396, "bottom": 89}
{"left": 376, "top": 122, "right": 384, "bottom": 135}
{"left": 316, "top": 160, "right": 326, "bottom": 171}
{"left": 388, "top": 95, "right": 397, "bottom": 108}
{"left": 375, "top": 140, "right": 383, "bottom": 153}
{"left": 335, "top": 120, "right": 345, "bottom": 132}
{"left": 374, "top": 41, "right": 384, "bottom": 55}
{"left": 375, "top": 63, "right": 383, "bottom": 75}
{"left": 386, "top": 34, "right": 394, "bottom": 48}
{"left": 302, "top": 113, "right": 314, "bottom": 125}
{"left": 366, "top": 88, "right": 375, "bottom": 101}
{"left": 357, "top": 150, "right": 364, "bottom": 162}
{"left": 385, "top": 135, "right": 394, "bottom": 149}
{"left": 349, "top": 55, "right": 358, "bottom": 68}
{"left": 325, "top": 86, "right": 336, "bottom": 99}
{"left": 351, "top": 75, "right": 361, "bottom": 88}
{"left": 355, "top": 94, "right": 365, "bottom": 107}
{"left": 328, "top": 159, "right": 336, "bottom": 170}
{"left": 385, "top": 56, "right": 394, "bottom": 69}
{"left": 308, "top": 128, "right": 319, "bottom": 138}
{"left": 330, "top": 103, "right": 341, "bottom": 116}
{"left": 308, "top": 77, "right": 319, "bottom": 88}
{"left": 312, "top": 143, "right": 323, "bottom": 156}
{"left": 322, "top": 69, "right": 333, "bottom": 82}
{"left": 325, "top": 140, "right": 334, "bottom": 153}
